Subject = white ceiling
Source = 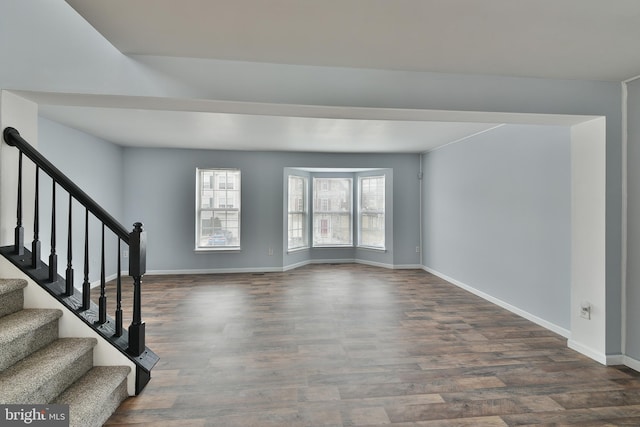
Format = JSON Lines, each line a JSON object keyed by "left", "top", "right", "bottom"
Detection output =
{"left": 23, "top": 92, "right": 593, "bottom": 153}
{"left": 39, "top": 106, "right": 501, "bottom": 153}
{"left": 40, "top": 0, "right": 635, "bottom": 152}
{"left": 64, "top": 0, "right": 640, "bottom": 81}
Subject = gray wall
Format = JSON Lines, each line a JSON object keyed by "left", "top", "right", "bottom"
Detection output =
{"left": 38, "top": 117, "right": 124, "bottom": 284}
{"left": 0, "top": 0, "right": 196, "bottom": 97}
{"left": 422, "top": 124, "right": 571, "bottom": 330}
{"left": 0, "top": 0, "right": 626, "bottom": 354}
{"left": 122, "top": 148, "right": 420, "bottom": 272}
{"left": 626, "top": 80, "right": 640, "bottom": 360}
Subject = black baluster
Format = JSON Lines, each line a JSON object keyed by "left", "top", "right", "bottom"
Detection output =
{"left": 49, "top": 180, "right": 58, "bottom": 282}
{"left": 82, "top": 208, "right": 90, "bottom": 311}
{"left": 115, "top": 239, "right": 123, "bottom": 337}
{"left": 128, "top": 222, "right": 146, "bottom": 356}
{"left": 15, "top": 152, "right": 24, "bottom": 256}
{"left": 31, "top": 166, "right": 41, "bottom": 269}
{"left": 98, "top": 224, "right": 107, "bottom": 324}
{"left": 65, "top": 194, "right": 74, "bottom": 296}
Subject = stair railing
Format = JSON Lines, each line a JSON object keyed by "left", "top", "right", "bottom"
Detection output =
{"left": 1, "top": 127, "right": 157, "bottom": 393}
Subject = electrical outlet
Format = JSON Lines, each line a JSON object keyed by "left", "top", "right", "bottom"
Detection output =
{"left": 123, "top": 250, "right": 128, "bottom": 258}
{"left": 415, "top": 246, "right": 420, "bottom": 253}
{"left": 268, "top": 247, "right": 274, "bottom": 256}
{"left": 580, "top": 302, "right": 591, "bottom": 320}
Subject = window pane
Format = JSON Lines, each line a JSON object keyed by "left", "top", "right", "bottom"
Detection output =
{"left": 358, "top": 176, "right": 385, "bottom": 249}
{"left": 196, "top": 169, "right": 241, "bottom": 249}
{"left": 288, "top": 175, "right": 308, "bottom": 250}
{"left": 360, "top": 213, "right": 385, "bottom": 247}
{"left": 288, "top": 176, "right": 304, "bottom": 212}
{"left": 313, "top": 177, "right": 353, "bottom": 246}
{"left": 313, "top": 213, "right": 352, "bottom": 246}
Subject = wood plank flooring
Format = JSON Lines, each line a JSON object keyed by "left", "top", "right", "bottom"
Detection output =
{"left": 104, "top": 264, "right": 640, "bottom": 426}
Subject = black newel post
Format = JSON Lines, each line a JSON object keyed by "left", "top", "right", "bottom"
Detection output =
{"left": 128, "top": 222, "right": 146, "bottom": 356}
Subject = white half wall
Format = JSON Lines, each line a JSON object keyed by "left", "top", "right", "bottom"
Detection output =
{"left": 569, "top": 117, "right": 607, "bottom": 363}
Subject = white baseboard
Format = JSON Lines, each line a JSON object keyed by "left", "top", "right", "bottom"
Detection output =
{"left": 292, "top": 259, "right": 422, "bottom": 270}
{"left": 567, "top": 340, "right": 607, "bottom": 365}
{"left": 423, "top": 266, "right": 571, "bottom": 339}
{"left": 147, "top": 266, "right": 284, "bottom": 275}
{"left": 606, "top": 353, "right": 625, "bottom": 366}
{"left": 603, "top": 354, "right": 640, "bottom": 372}
{"left": 393, "top": 264, "right": 423, "bottom": 270}
{"left": 147, "top": 259, "right": 419, "bottom": 276}
{"left": 282, "top": 260, "right": 311, "bottom": 271}
{"left": 622, "top": 355, "right": 640, "bottom": 372}
{"left": 356, "top": 259, "right": 395, "bottom": 269}
{"left": 310, "top": 258, "right": 356, "bottom": 265}
{"left": 89, "top": 273, "right": 118, "bottom": 289}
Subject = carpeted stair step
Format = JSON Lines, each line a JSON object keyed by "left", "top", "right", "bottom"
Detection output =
{"left": 54, "top": 366, "right": 131, "bottom": 427}
{"left": 0, "top": 337, "right": 97, "bottom": 404}
{"left": 0, "top": 278, "right": 28, "bottom": 318}
{"left": 0, "top": 308, "right": 62, "bottom": 371}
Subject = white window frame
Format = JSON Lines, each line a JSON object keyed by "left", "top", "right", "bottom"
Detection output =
{"left": 312, "top": 177, "right": 353, "bottom": 247}
{"left": 196, "top": 168, "right": 241, "bottom": 251}
{"left": 357, "top": 175, "right": 386, "bottom": 250}
{"left": 287, "top": 175, "right": 309, "bottom": 251}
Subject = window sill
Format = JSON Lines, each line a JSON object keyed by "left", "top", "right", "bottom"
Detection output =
{"left": 194, "top": 247, "right": 241, "bottom": 253}
{"left": 287, "top": 246, "right": 309, "bottom": 254}
{"left": 356, "top": 246, "right": 387, "bottom": 253}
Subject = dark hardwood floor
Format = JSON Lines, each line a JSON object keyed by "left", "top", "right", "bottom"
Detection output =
{"left": 104, "top": 264, "right": 640, "bottom": 426}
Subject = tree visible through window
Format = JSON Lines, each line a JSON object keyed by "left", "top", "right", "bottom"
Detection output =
{"left": 196, "top": 169, "right": 241, "bottom": 249}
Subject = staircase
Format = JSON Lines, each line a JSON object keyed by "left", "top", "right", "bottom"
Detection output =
{"left": 0, "top": 278, "right": 130, "bottom": 426}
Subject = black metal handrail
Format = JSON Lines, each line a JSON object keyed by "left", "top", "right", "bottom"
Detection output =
{"left": 1, "top": 127, "right": 155, "bottom": 393}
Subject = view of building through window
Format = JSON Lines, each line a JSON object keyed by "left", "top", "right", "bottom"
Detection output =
{"left": 288, "top": 175, "right": 308, "bottom": 250}
{"left": 312, "top": 177, "right": 353, "bottom": 246}
{"left": 287, "top": 173, "right": 387, "bottom": 250}
{"left": 196, "top": 169, "right": 241, "bottom": 249}
{"left": 359, "top": 175, "right": 385, "bottom": 249}
{"left": 196, "top": 170, "right": 385, "bottom": 251}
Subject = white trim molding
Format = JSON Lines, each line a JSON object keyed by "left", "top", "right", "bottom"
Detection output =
{"left": 622, "top": 355, "right": 640, "bottom": 372}
{"left": 283, "top": 260, "right": 312, "bottom": 272}
{"left": 310, "top": 258, "right": 356, "bottom": 265}
{"left": 621, "top": 81, "right": 628, "bottom": 356}
{"left": 147, "top": 266, "right": 284, "bottom": 275}
{"left": 605, "top": 353, "right": 625, "bottom": 366}
{"left": 89, "top": 273, "right": 118, "bottom": 289}
{"left": 602, "top": 353, "right": 640, "bottom": 372}
{"left": 148, "top": 259, "right": 425, "bottom": 276}
{"left": 355, "top": 259, "right": 395, "bottom": 270}
{"left": 423, "top": 266, "right": 571, "bottom": 338}
{"left": 392, "top": 264, "right": 424, "bottom": 270}
{"left": 567, "top": 340, "right": 607, "bottom": 365}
